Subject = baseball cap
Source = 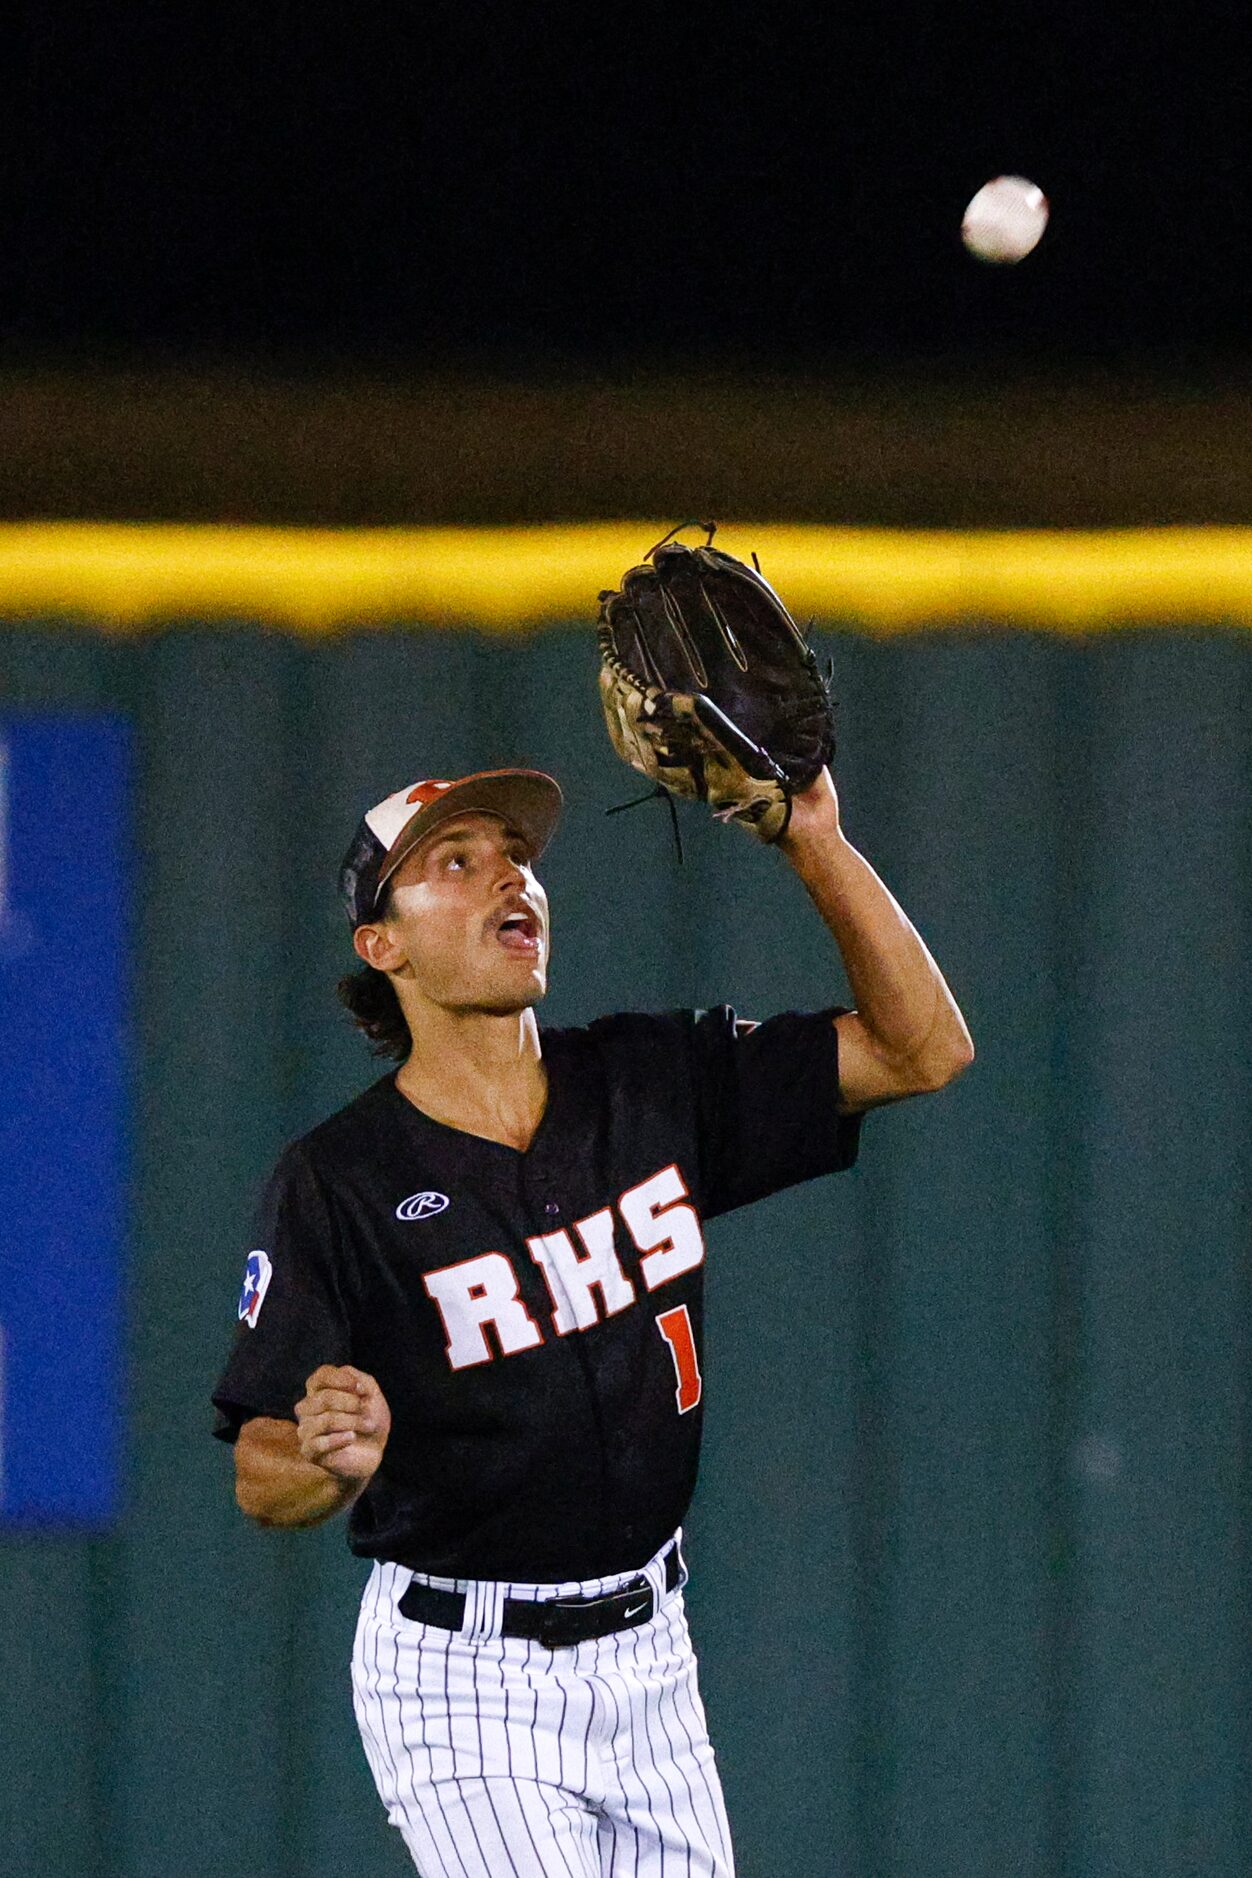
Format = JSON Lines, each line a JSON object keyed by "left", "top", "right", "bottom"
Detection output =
{"left": 339, "top": 768, "right": 563, "bottom": 928}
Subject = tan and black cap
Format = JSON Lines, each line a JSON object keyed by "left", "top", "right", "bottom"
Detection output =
{"left": 339, "top": 768, "right": 563, "bottom": 928}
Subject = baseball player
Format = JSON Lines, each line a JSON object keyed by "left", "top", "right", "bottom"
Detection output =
{"left": 213, "top": 754, "right": 972, "bottom": 1878}
{"left": 213, "top": 536, "right": 972, "bottom": 1877}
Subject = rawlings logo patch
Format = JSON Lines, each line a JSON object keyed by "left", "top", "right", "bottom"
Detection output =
{"left": 396, "top": 1190, "right": 451, "bottom": 1221}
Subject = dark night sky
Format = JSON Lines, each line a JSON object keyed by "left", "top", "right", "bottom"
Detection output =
{"left": 3, "top": 4, "right": 1250, "bottom": 371}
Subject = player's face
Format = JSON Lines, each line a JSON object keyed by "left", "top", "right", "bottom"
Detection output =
{"left": 379, "top": 812, "right": 550, "bottom": 1014}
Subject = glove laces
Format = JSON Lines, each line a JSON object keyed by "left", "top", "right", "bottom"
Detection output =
{"left": 605, "top": 784, "right": 685, "bottom": 865}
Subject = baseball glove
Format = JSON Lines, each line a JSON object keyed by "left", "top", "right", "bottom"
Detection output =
{"left": 597, "top": 524, "right": 835, "bottom": 843}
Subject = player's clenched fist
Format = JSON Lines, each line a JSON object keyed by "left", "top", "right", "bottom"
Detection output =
{"left": 296, "top": 1364, "right": 391, "bottom": 1482}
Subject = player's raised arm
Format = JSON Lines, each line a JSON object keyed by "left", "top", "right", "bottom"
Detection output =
{"left": 235, "top": 1366, "right": 392, "bottom": 1529}
{"left": 596, "top": 527, "right": 973, "bottom": 1114}
{"left": 779, "top": 768, "right": 973, "bottom": 1112}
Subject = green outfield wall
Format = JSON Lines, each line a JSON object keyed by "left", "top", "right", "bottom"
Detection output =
{"left": 1, "top": 617, "right": 1249, "bottom": 1878}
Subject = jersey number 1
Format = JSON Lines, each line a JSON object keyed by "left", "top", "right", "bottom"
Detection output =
{"left": 656, "top": 1305, "right": 702, "bottom": 1414}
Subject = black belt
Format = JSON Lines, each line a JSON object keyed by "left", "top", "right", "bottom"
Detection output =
{"left": 398, "top": 1540, "right": 685, "bottom": 1648}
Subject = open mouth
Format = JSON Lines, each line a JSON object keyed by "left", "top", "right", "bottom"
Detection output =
{"left": 495, "top": 908, "right": 541, "bottom": 955}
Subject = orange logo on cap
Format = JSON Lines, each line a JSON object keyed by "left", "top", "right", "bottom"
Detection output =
{"left": 406, "top": 780, "right": 453, "bottom": 805}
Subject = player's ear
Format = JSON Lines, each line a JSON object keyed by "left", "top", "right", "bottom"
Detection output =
{"left": 353, "top": 920, "right": 407, "bottom": 974}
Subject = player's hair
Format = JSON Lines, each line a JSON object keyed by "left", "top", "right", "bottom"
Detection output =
{"left": 335, "top": 884, "right": 412, "bottom": 1060}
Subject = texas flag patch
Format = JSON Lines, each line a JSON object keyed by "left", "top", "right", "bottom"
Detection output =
{"left": 238, "top": 1250, "right": 273, "bottom": 1329}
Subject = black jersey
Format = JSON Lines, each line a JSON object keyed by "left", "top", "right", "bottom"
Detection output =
{"left": 212, "top": 1006, "right": 862, "bottom": 1581}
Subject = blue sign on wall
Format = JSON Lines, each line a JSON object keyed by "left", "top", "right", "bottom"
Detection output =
{"left": 0, "top": 715, "right": 132, "bottom": 1528}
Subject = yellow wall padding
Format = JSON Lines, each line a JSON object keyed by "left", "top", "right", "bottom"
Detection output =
{"left": 1, "top": 522, "right": 1251, "bottom": 633}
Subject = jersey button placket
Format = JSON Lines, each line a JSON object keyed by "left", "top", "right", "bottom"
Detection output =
{"left": 525, "top": 1163, "right": 613, "bottom": 1545}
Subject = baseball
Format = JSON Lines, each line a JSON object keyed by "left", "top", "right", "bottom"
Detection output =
{"left": 961, "top": 175, "right": 1049, "bottom": 264}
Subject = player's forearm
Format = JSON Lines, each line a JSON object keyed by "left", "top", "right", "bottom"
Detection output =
{"left": 235, "top": 1425, "right": 366, "bottom": 1529}
{"left": 780, "top": 772, "right": 973, "bottom": 1083}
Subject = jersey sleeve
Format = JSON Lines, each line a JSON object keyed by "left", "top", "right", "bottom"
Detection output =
{"left": 687, "top": 1005, "right": 863, "bottom": 1220}
{"left": 210, "top": 1140, "right": 355, "bottom": 1443}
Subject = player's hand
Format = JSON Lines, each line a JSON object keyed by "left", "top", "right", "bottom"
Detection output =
{"left": 296, "top": 1364, "right": 391, "bottom": 1483}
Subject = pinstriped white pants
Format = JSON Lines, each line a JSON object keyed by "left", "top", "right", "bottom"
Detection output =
{"left": 351, "top": 1536, "right": 736, "bottom": 1877}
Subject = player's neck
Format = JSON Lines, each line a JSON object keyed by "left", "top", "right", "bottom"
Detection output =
{"left": 395, "top": 1006, "right": 547, "bottom": 1152}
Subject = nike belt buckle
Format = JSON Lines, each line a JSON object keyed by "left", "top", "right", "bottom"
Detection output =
{"left": 534, "top": 1580, "right": 654, "bottom": 1648}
